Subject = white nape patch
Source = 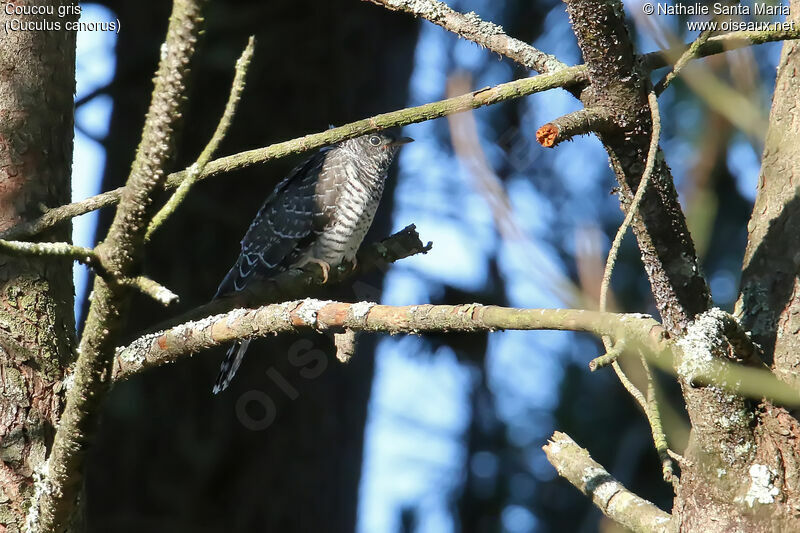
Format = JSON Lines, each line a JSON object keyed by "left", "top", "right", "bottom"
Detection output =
{"left": 739, "top": 464, "right": 779, "bottom": 507}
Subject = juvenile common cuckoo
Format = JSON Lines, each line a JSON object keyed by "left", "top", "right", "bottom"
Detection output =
{"left": 212, "top": 131, "right": 412, "bottom": 393}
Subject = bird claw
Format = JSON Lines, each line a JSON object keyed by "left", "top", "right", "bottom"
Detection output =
{"left": 309, "top": 259, "right": 331, "bottom": 283}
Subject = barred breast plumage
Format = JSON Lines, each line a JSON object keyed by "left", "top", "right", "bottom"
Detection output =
{"left": 212, "top": 131, "right": 412, "bottom": 393}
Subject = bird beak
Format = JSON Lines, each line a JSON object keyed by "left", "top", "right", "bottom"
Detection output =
{"left": 389, "top": 137, "right": 414, "bottom": 147}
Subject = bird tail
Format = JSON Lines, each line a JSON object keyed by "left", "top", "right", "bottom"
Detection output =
{"left": 212, "top": 339, "right": 251, "bottom": 394}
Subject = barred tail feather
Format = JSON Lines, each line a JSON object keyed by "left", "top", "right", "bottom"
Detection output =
{"left": 212, "top": 339, "right": 251, "bottom": 394}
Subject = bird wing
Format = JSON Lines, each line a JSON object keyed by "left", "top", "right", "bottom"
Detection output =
{"left": 215, "top": 148, "right": 331, "bottom": 297}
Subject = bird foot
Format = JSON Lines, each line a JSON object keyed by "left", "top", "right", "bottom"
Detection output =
{"left": 309, "top": 259, "right": 331, "bottom": 283}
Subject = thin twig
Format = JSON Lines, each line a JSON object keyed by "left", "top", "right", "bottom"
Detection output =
{"left": 0, "top": 239, "right": 177, "bottom": 306}
{"left": 118, "top": 276, "right": 179, "bottom": 306}
{"left": 364, "top": 0, "right": 567, "bottom": 73}
{"left": 146, "top": 36, "right": 256, "bottom": 240}
{"left": 655, "top": 29, "right": 714, "bottom": 94}
{"left": 589, "top": 340, "right": 625, "bottom": 371}
{"left": 598, "top": 90, "right": 674, "bottom": 483}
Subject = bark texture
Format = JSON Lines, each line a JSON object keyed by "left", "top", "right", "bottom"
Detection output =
{"left": 560, "top": 0, "right": 800, "bottom": 530}
{"left": 0, "top": 4, "right": 77, "bottom": 531}
{"left": 738, "top": 3, "right": 800, "bottom": 387}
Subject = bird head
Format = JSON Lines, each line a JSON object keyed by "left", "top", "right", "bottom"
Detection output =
{"left": 344, "top": 132, "right": 414, "bottom": 173}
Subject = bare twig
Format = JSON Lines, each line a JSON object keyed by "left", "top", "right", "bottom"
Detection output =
{"left": 363, "top": 0, "right": 567, "bottom": 73}
{"left": 599, "top": 91, "right": 661, "bottom": 318}
{"left": 0, "top": 239, "right": 177, "bottom": 306}
{"left": 543, "top": 431, "right": 674, "bottom": 532}
{"left": 118, "top": 276, "right": 179, "bottom": 306}
{"left": 589, "top": 340, "right": 625, "bottom": 371}
{"left": 146, "top": 36, "right": 256, "bottom": 239}
{"left": 598, "top": 90, "right": 674, "bottom": 482}
{"left": 655, "top": 29, "right": 714, "bottom": 95}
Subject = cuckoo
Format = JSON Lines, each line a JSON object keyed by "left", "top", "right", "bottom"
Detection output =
{"left": 212, "top": 131, "right": 413, "bottom": 393}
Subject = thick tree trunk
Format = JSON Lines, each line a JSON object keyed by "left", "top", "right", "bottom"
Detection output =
{"left": 677, "top": 2, "right": 800, "bottom": 529}
{"left": 0, "top": 5, "right": 77, "bottom": 531}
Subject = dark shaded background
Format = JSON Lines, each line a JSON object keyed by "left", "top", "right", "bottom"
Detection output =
{"left": 76, "top": 0, "right": 771, "bottom": 531}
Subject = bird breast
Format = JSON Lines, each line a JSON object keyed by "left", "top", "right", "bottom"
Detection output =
{"left": 309, "top": 159, "right": 385, "bottom": 265}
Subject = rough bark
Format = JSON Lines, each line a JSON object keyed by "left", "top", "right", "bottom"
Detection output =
{"left": 558, "top": 0, "right": 800, "bottom": 530}
{"left": 0, "top": 4, "right": 77, "bottom": 531}
{"left": 737, "top": 3, "right": 800, "bottom": 387}
{"left": 29, "top": 3, "right": 207, "bottom": 530}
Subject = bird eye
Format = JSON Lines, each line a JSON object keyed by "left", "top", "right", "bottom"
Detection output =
{"left": 368, "top": 135, "right": 382, "bottom": 146}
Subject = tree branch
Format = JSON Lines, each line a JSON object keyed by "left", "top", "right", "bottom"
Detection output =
{"left": 0, "top": 240, "right": 177, "bottom": 306}
{"left": 543, "top": 431, "right": 674, "bottom": 533}
{"left": 139, "top": 224, "right": 432, "bottom": 334}
{"left": 114, "top": 302, "right": 668, "bottom": 381}
{"left": 536, "top": 107, "right": 616, "bottom": 147}
{"left": 363, "top": 0, "right": 567, "bottom": 74}
{"left": 146, "top": 35, "right": 256, "bottom": 239}
{"left": 3, "top": 28, "right": 797, "bottom": 243}
{"left": 0, "top": 239, "right": 96, "bottom": 264}
{"left": 30, "top": 2, "right": 208, "bottom": 531}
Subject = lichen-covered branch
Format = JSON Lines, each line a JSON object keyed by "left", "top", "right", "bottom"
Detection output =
{"left": 3, "top": 27, "right": 798, "bottom": 243}
{"left": 29, "top": 2, "right": 208, "bottom": 531}
{"left": 114, "top": 302, "right": 668, "bottom": 381}
{"left": 0, "top": 239, "right": 96, "bottom": 265}
{"left": 543, "top": 432, "right": 674, "bottom": 532}
{"left": 363, "top": 0, "right": 567, "bottom": 73}
{"left": 0, "top": 238, "right": 177, "bottom": 307}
